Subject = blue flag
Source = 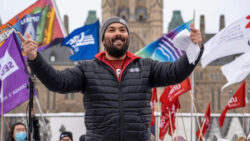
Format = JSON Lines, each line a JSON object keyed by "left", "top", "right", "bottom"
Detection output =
{"left": 62, "top": 20, "right": 99, "bottom": 61}
{"left": 135, "top": 20, "right": 193, "bottom": 62}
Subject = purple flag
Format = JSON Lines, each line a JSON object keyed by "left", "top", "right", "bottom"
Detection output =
{"left": 0, "top": 33, "right": 29, "bottom": 116}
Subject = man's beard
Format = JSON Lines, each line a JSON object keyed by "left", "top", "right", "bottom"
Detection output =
{"left": 104, "top": 35, "right": 129, "bottom": 58}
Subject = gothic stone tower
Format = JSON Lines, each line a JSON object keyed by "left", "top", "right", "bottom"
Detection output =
{"left": 102, "top": 0, "right": 163, "bottom": 53}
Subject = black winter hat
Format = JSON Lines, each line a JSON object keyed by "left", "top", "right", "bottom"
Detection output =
{"left": 60, "top": 131, "right": 73, "bottom": 140}
{"left": 101, "top": 16, "right": 129, "bottom": 41}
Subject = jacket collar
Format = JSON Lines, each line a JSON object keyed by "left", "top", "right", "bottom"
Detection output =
{"left": 95, "top": 51, "right": 140, "bottom": 62}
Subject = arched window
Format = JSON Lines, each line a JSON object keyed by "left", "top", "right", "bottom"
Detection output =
{"left": 49, "top": 52, "right": 56, "bottom": 63}
{"left": 248, "top": 88, "right": 250, "bottom": 101}
{"left": 229, "top": 88, "right": 233, "bottom": 99}
{"left": 211, "top": 88, "right": 214, "bottom": 111}
{"left": 118, "top": 8, "right": 129, "bottom": 21}
{"left": 217, "top": 88, "right": 221, "bottom": 110}
{"left": 135, "top": 7, "right": 148, "bottom": 22}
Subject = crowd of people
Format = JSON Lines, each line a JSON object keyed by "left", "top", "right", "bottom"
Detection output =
{"left": 6, "top": 121, "right": 250, "bottom": 141}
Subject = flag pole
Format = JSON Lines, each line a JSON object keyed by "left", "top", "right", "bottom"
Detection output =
{"left": 189, "top": 91, "right": 201, "bottom": 140}
{"left": 168, "top": 110, "right": 174, "bottom": 140}
{"left": 1, "top": 108, "right": 3, "bottom": 141}
{"left": 0, "top": 81, "right": 4, "bottom": 141}
{"left": 35, "top": 95, "right": 51, "bottom": 141}
{"left": 4, "top": 116, "right": 10, "bottom": 132}
{"left": 198, "top": 120, "right": 205, "bottom": 141}
{"left": 155, "top": 89, "right": 159, "bottom": 141}
{"left": 179, "top": 109, "right": 188, "bottom": 141}
{"left": 27, "top": 73, "right": 35, "bottom": 141}
{"left": 191, "top": 93, "right": 201, "bottom": 128}
{"left": 51, "top": 0, "right": 67, "bottom": 37}
{"left": 190, "top": 10, "right": 196, "bottom": 141}
{"left": 242, "top": 109, "right": 245, "bottom": 137}
{"left": 176, "top": 109, "right": 179, "bottom": 141}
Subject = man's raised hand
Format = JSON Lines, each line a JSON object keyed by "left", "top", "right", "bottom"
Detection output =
{"left": 17, "top": 32, "right": 38, "bottom": 61}
{"left": 190, "top": 23, "right": 202, "bottom": 48}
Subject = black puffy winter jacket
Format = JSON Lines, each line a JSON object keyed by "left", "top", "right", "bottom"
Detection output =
{"left": 28, "top": 50, "right": 203, "bottom": 141}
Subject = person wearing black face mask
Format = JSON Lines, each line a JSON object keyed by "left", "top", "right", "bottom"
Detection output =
{"left": 19, "top": 16, "right": 203, "bottom": 141}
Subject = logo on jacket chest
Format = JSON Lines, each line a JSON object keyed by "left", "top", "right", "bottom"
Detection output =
{"left": 129, "top": 67, "right": 140, "bottom": 73}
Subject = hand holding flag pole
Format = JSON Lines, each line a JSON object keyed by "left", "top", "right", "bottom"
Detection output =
{"left": 190, "top": 22, "right": 202, "bottom": 48}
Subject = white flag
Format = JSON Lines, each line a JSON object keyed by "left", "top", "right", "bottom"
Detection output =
{"left": 221, "top": 52, "right": 250, "bottom": 90}
{"left": 201, "top": 15, "right": 250, "bottom": 68}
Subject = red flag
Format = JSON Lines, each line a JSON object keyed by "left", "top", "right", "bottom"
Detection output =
{"left": 161, "top": 78, "right": 191, "bottom": 103}
{"left": 159, "top": 107, "right": 171, "bottom": 140}
{"left": 159, "top": 101, "right": 179, "bottom": 139}
{"left": 196, "top": 102, "right": 211, "bottom": 141}
{"left": 218, "top": 81, "right": 246, "bottom": 127}
{"left": 150, "top": 88, "right": 157, "bottom": 127}
{"left": 159, "top": 92, "right": 180, "bottom": 140}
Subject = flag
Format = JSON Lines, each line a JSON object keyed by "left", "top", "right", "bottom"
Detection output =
{"left": 159, "top": 98, "right": 180, "bottom": 139}
{"left": 164, "top": 78, "right": 191, "bottom": 102}
{"left": 0, "top": 33, "right": 29, "bottom": 116}
{"left": 150, "top": 88, "right": 157, "bottom": 127}
{"left": 201, "top": 15, "right": 250, "bottom": 68}
{"left": 196, "top": 102, "right": 211, "bottom": 141}
{"left": 221, "top": 52, "right": 250, "bottom": 89}
{"left": 159, "top": 89, "right": 181, "bottom": 139}
{"left": 135, "top": 20, "right": 195, "bottom": 62}
{"left": 218, "top": 81, "right": 246, "bottom": 127}
{"left": 62, "top": 20, "right": 99, "bottom": 61}
{"left": 135, "top": 21, "right": 195, "bottom": 140}
{"left": 136, "top": 20, "right": 193, "bottom": 101}
{"left": 0, "top": 0, "right": 65, "bottom": 49}
{"left": 158, "top": 78, "right": 190, "bottom": 140}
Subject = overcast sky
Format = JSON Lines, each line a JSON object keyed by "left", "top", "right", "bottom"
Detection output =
{"left": 0, "top": 0, "right": 249, "bottom": 34}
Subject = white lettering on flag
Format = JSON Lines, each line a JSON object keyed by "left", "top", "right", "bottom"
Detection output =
{"left": 66, "top": 32, "right": 95, "bottom": 52}
{"left": 0, "top": 51, "right": 19, "bottom": 80}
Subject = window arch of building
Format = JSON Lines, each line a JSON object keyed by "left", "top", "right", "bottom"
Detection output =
{"left": 49, "top": 52, "right": 57, "bottom": 63}
{"left": 117, "top": 8, "right": 130, "bottom": 21}
{"left": 135, "top": 7, "right": 148, "bottom": 22}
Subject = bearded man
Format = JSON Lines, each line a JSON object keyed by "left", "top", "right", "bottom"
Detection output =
{"left": 20, "top": 16, "right": 203, "bottom": 141}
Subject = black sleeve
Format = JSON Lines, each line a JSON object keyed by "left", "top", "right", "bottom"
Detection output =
{"left": 28, "top": 52, "right": 85, "bottom": 93}
{"left": 150, "top": 46, "right": 204, "bottom": 87}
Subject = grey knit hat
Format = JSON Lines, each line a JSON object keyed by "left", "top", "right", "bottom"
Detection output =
{"left": 101, "top": 16, "right": 129, "bottom": 41}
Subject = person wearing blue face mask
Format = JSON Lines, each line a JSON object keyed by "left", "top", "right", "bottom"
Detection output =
{"left": 6, "top": 122, "right": 27, "bottom": 141}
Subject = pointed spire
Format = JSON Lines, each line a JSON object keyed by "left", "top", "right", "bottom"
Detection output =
{"left": 219, "top": 15, "right": 225, "bottom": 31}
{"left": 168, "top": 10, "right": 184, "bottom": 32}
{"left": 84, "top": 10, "right": 98, "bottom": 25}
{"left": 0, "top": 17, "right": 2, "bottom": 26}
{"left": 63, "top": 15, "right": 69, "bottom": 34}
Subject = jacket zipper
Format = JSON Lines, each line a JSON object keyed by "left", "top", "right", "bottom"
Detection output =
{"left": 99, "top": 60, "right": 134, "bottom": 141}
{"left": 119, "top": 64, "right": 133, "bottom": 141}
{"left": 118, "top": 83, "right": 123, "bottom": 141}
